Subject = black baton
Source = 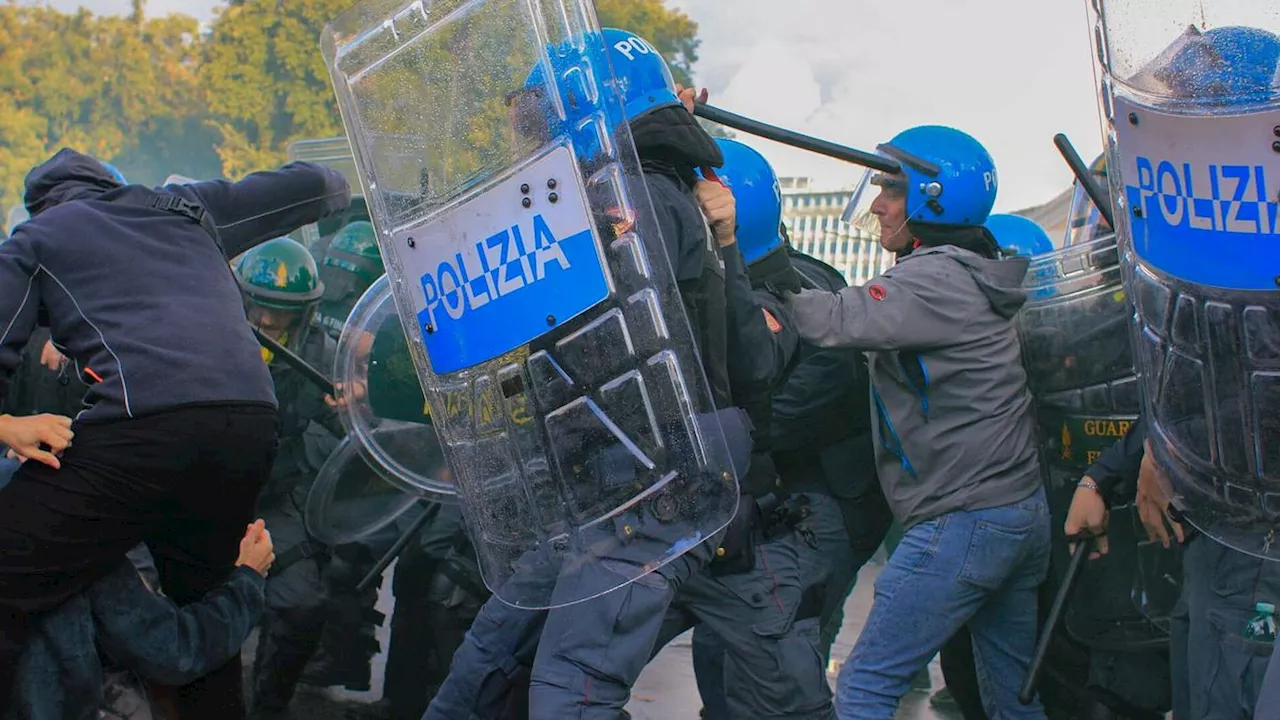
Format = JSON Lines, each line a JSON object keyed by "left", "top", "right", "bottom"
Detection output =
{"left": 355, "top": 502, "right": 441, "bottom": 593}
{"left": 254, "top": 328, "right": 336, "bottom": 397}
{"left": 1019, "top": 536, "right": 1093, "bottom": 705}
{"left": 693, "top": 104, "right": 902, "bottom": 175}
{"left": 1053, "top": 133, "right": 1116, "bottom": 230}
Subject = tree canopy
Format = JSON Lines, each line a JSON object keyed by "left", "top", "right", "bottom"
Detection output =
{"left": 0, "top": 0, "right": 703, "bottom": 219}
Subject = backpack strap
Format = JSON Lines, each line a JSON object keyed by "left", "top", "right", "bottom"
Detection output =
{"left": 144, "top": 193, "right": 221, "bottom": 247}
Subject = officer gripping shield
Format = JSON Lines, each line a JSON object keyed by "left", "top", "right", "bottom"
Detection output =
{"left": 1089, "top": 4, "right": 1280, "bottom": 558}
{"left": 322, "top": 2, "right": 741, "bottom": 609}
{"left": 329, "top": 273, "right": 458, "bottom": 496}
{"left": 1016, "top": 194, "right": 1183, "bottom": 642}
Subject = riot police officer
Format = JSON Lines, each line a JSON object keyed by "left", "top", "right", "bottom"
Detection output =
{"left": 1016, "top": 155, "right": 1179, "bottom": 720}
{"left": 313, "top": 220, "right": 382, "bottom": 341}
{"left": 295, "top": 218, "right": 387, "bottom": 693}
{"left": 233, "top": 237, "right": 345, "bottom": 717}
{"left": 425, "top": 27, "right": 816, "bottom": 720}
{"left": 786, "top": 125, "right": 1050, "bottom": 719}
{"left": 1064, "top": 20, "right": 1280, "bottom": 720}
{"left": 687, "top": 138, "right": 891, "bottom": 720}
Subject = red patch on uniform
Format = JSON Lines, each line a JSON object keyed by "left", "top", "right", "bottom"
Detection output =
{"left": 868, "top": 285, "right": 887, "bottom": 301}
{"left": 762, "top": 308, "right": 782, "bottom": 333}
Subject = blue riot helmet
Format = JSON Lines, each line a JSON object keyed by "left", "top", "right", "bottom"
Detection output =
{"left": 712, "top": 138, "right": 783, "bottom": 265}
{"left": 842, "top": 125, "right": 998, "bottom": 245}
{"left": 881, "top": 126, "right": 998, "bottom": 226}
{"left": 508, "top": 30, "right": 636, "bottom": 165}
{"left": 601, "top": 28, "right": 682, "bottom": 121}
{"left": 1141, "top": 25, "right": 1280, "bottom": 103}
{"left": 985, "top": 214, "right": 1054, "bottom": 258}
{"left": 99, "top": 161, "right": 127, "bottom": 186}
{"left": 511, "top": 28, "right": 678, "bottom": 137}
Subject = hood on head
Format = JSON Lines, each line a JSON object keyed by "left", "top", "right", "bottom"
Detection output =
{"left": 945, "top": 248, "right": 1031, "bottom": 320}
{"left": 24, "top": 148, "right": 125, "bottom": 217}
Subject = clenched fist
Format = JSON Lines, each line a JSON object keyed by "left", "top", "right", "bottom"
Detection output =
{"left": 675, "top": 83, "right": 709, "bottom": 114}
{"left": 694, "top": 180, "right": 737, "bottom": 247}
{"left": 235, "top": 519, "right": 275, "bottom": 577}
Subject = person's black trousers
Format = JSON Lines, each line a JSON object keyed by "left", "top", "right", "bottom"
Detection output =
{"left": 0, "top": 403, "right": 278, "bottom": 718}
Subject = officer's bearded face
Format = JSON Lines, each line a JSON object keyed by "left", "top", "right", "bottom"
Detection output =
{"left": 869, "top": 177, "right": 911, "bottom": 252}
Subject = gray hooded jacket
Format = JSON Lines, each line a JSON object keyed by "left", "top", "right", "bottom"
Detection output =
{"left": 784, "top": 244, "right": 1040, "bottom": 529}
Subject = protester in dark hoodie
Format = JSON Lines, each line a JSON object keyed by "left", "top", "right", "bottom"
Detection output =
{"left": 783, "top": 126, "right": 1049, "bottom": 720}
{"left": 0, "top": 149, "right": 350, "bottom": 716}
{"left": 8, "top": 519, "right": 274, "bottom": 720}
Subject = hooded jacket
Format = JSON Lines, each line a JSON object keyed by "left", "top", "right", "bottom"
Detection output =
{"left": 784, "top": 244, "right": 1040, "bottom": 528}
{"left": 9, "top": 562, "right": 263, "bottom": 720}
{"left": 0, "top": 149, "right": 350, "bottom": 422}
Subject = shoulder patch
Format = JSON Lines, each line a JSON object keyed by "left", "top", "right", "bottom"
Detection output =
{"left": 868, "top": 285, "right": 887, "bottom": 301}
{"left": 762, "top": 308, "right": 782, "bottom": 333}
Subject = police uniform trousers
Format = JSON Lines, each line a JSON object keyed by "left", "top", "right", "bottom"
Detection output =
{"left": 689, "top": 492, "right": 848, "bottom": 719}
{"left": 251, "top": 483, "right": 331, "bottom": 712}
{"left": 525, "top": 517, "right": 835, "bottom": 720}
{"left": 424, "top": 534, "right": 835, "bottom": 719}
{"left": 1171, "top": 535, "right": 1280, "bottom": 720}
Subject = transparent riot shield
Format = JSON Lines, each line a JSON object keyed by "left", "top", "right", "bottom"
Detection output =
{"left": 305, "top": 430, "right": 428, "bottom": 545}
{"left": 1062, "top": 156, "right": 1113, "bottom": 248}
{"left": 1019, "top": 228, "right": 1182, "bottom": 646}
{"left": 322, "top": 2, "right": 740, "bottom": 608}
{"left": 287, "top": 136, "right": 371, "bottom": 255}
{"left": 334, "top": 273, "right": 458, "bottom": 496}
{"left": 1089, "top": 2, "right": 1280, "bottom": 559}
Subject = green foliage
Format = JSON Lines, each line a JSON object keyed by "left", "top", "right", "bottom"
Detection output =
{"left": 0, "top": 0, "right": 705, "bottom": 212}
{"left": 0, "top": 2, "right": 218, "bottom": 209}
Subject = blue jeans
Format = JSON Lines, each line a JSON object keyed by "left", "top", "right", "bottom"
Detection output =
{"left": 836, "top": 488, "right": 1051, "bottom": 720}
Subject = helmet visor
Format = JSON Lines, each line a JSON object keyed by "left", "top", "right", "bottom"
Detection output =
{"left": 840, "top": 167, "right": 912, "bottom": 247}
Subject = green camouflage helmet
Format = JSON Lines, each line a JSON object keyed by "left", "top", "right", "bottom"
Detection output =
{"left": 317, "top": 221, "right": 385, "bottom": 339}
{"left": 235, "top": 237, "right": 326, "bottom": 310}
{"left": 329, "top": 220, "right": 380, "bottom": 261}
{"left": 324, "top": 221, "right": 383, "bottom": 285}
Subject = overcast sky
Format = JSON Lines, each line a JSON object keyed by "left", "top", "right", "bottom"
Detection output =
{"left": 26, "top": 0, "right": 1105, "bottom": 211}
